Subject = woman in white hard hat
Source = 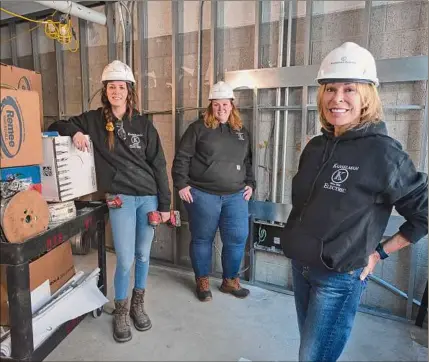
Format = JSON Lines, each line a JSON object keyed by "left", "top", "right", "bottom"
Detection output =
{"left": 49, "top": 60, "right": 171, "bottom": 343}
{"left": 172, "top": 81, "right": 255, "bottom": 302}
{"left": 281, "top": 42, "right": 428, "bottom": 361}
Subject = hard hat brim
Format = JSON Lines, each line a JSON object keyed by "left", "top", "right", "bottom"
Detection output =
{"left": 317, "top": 78, "right": 378, "bottom": 86}
{"left": 208, "top": 97, "right": 235, "bottom": 101}
{"left": 102, "top": 80, "right": 134, "bottom": 84}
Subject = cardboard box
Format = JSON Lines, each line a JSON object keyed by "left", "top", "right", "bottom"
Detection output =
{"left": 40, "top": 135, "right": 97, "bottom": 202}
{"left": 0, "top": 63, "right": 44, "bottom": 129}
{"left": 0, "top": 241, "right": 75, "bottom": 326}
{"left": 0, "top": 165, "right": 42, "bottom": 198}
{"left": 0, "top": 89, "right": 43, "bottom": 168}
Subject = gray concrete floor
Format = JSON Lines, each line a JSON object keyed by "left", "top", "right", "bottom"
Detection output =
{"left": 46, "top": 250, "right": 428, "bottom": 361}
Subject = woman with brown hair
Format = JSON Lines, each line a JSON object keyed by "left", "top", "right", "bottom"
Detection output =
{"left": 172, "top": 81, "right": 256, "bottom": 302}
{"left": 49, "top": 60, "right": 171, "bottom": 343}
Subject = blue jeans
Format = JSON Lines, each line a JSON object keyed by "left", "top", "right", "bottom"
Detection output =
{"left": 292, "top": 260, "right": 367, "bottom": 362}
{"left": 184, "top": 188, "right": 249, "bottom": 279}
{"left": 109, "top": 194, "right": 158, "bottom": 301}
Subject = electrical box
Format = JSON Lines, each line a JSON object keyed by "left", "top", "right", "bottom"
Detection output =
{"left": 252, "top": 221, "right": 284, "bottom": 254}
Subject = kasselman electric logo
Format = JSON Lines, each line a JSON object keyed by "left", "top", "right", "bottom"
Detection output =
{"left": 1, "top": 96, "right": 24, "bottom": 158}
{"left": 18, "top": 76, "right": 31, "bottom": 90}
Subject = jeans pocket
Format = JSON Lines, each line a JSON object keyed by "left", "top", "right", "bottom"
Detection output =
{"left": 348, "top": 267, "right": 369, "bottom": 286}
{"left": 189, "top": 187, "right": 197, "bottom": 200}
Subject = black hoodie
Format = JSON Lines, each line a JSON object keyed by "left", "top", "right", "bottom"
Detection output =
{"left": 48, "top": 108, "right": 171, "bottom": 212}
{"left": 172, "top": 119, "right": 256, "bottom": 195}
{"left": 281, "top": 121, "right": 428, "bottom": 272}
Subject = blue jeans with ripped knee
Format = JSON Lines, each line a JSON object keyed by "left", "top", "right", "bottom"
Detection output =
{"left": 109, "top": 194, "right": 158, "bottom": 301}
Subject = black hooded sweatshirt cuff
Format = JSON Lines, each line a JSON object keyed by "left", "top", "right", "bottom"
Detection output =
{"left": 158, "top": 202, "right": 171, "bottom": 212}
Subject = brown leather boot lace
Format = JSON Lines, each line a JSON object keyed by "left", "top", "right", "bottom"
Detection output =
{"left": 131, "top": 290, "right": 146, "bottom": 316}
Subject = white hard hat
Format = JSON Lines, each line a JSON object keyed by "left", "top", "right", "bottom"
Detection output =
{"left": 209, "top": 81, "right": 235, "bottom": 100}
{"left": 101, "top": 60, "right": 136, "bottom": 84}
{"left": 316, "top": 42, "right": 379, "bottom": 86}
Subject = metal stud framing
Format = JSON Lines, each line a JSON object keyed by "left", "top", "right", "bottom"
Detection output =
{"left": 172, "top": 0, "right": 184, "bottom": 265}
{"left": 79, "top": 19, "right": 90, "bottom": 112}
{"left": 300, "top": 0, "right": 312, "bottom": 156}
{"left": 210, "top": 0, "right": 218, "bottom": 87}
{"left": 363, "top": 0, "right": 372, "bottom": 48}
{"left": 138, "top": 0, "right": 149, "bottom": 113}
{"left": 172, "top": 0, "right": 183, "bottom": 153}
{"left": 9, "top": 22, "right": 18, "bottom": 66}
{"left": 196, "top": 0, "right": 205, "bottom": 113}
{"left": 54, "top": 40, "right": 65, "bottom": 118}
{"left": 30, "top": 24, "right": 41, "bottom": 72}
{"left": 271, "top": 1, "right": 286, "bottom": 202}
{"left": 280, "top": 0, "right": 295, "bottom": 203}
{"left": 106, "top": 2, "right": 117, "bottom": 63}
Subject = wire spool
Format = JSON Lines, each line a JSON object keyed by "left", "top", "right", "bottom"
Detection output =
{"left": 0, "top": 190, "right": 49, "bottom": 243}
{"left": 70, "top": 231, "right": 92, "bottom": 255}
{"left": 48, "top": 201, "right": 76, "bottom": 228}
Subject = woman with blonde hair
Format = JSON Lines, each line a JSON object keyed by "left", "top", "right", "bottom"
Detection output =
{"left": 281, "top": 42, "right": 428, "bottom": 361}
{"left": 49, "top": 60, "right": 171, "bottom": 343}
{"left": 172, "top": 81, "right": 255, "bottom": 302}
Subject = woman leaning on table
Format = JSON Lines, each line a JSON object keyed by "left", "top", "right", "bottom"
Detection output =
{"left": 49, "top": 60, "right": 171, "bottom": 343}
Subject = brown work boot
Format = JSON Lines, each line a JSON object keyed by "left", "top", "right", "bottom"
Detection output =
{"left": 219, "top": 277, "right": 250, "bottom": 299}
{"left": 113, "top": 299, "right": 132, "bottom": 343}
{"left": 130, "top": 288, "right": 152, "bottom": 331}
{"left": 195, "top": 276, "right": 212, "bottom": 302}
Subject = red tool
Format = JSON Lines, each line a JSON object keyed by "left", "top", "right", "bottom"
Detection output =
{"left": 106, "top": 195, "right": 123, "bottom": 208}
{"left": 147, "top": 210, "right": 181, "bottom": 228}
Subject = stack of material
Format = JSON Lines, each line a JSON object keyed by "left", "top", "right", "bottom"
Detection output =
{"left": 48, "top": 200, "right": 92, "bottom": 255}
{"left": 0, "top": 64, "right": 98, "bottom": 243}
{"left": 0, "top": 66, "right": 46, "bottom": 244}
{"left": 40, "top": 134, "right": 98, "bottom": 254}
{"left": 48, "top": 201, "right": 77, "bottom": 228}
{"left": 0, "top": 65, "right": 107, "bottom": 352}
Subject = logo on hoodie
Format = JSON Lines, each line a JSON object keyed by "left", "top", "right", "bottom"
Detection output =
{"left": 128, "top": 132, "right": 143, "bottom": 149}
{"left": 236, "top": 131, "right": 245, "bottom": 141}
{"left": 324, "top": 163, "right": 359, "bottom": 194}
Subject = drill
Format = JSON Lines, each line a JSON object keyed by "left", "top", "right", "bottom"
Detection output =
{"left": 147, "top": 210, "right": 181, "bottom": 228}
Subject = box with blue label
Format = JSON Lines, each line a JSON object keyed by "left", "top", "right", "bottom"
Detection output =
{"left": 0, "top": 165, "right": 42, "bottom": 198}
{"left": 0, "top": 88, "right": 43, "bottom": 168}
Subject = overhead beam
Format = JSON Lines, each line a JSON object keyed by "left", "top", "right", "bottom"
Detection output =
{"left": 225, "top": 56, "right": 429, "bottom": 89}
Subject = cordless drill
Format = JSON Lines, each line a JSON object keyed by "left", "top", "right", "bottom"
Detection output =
{"left": 147, "top": 210, "right": 181, "bottom": 228}
{"left": 147, "top": 210, "right": 181, "bottom": 243}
